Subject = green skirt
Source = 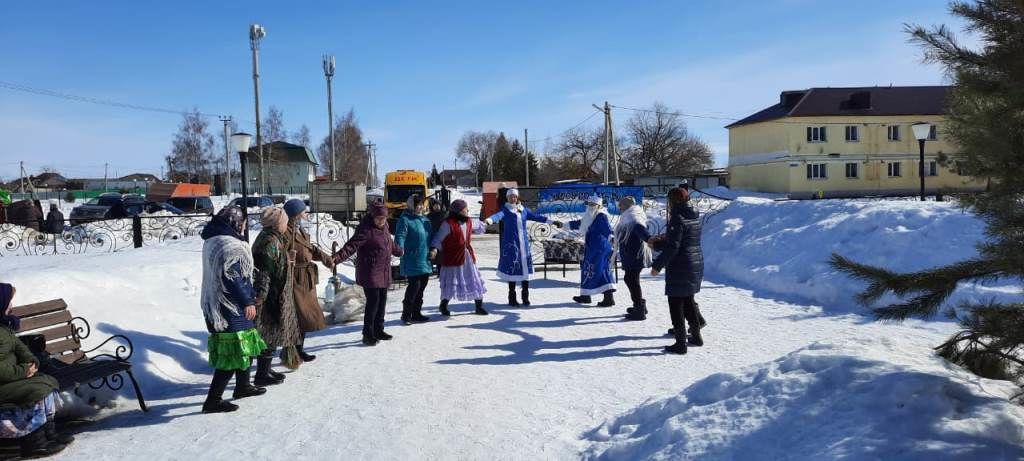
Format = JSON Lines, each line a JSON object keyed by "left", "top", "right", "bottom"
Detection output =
{"left": 207, "top": 328, "right": 267, "bottom": 371}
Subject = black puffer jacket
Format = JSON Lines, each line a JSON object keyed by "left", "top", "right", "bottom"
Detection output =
{"left": 652, "top": 204, "right": 703, "bottom": 297}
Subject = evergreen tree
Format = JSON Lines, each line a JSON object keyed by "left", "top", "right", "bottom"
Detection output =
{"left": 831, "top": 0, "right": 1024, "bottom": 397}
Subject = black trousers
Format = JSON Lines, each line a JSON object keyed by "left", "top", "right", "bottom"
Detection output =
{"left": 363, "top": 287, "right": 388, "bottom": 338}
{"left": 668, "top": 295, "right": 699, "bottom": 334}
{"left": 403, "top": 274, "right": 430, "bottom": 310}
{"left": 624, "top": 269, "right": 643, "bottom": 305}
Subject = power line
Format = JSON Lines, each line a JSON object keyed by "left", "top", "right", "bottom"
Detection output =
{"left": 527, "top": 109, "right": 604, "bottom": 147}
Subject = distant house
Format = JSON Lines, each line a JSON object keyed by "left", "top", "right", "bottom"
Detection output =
{"left": 633, "top": 170, "right": 728, "bottom": 191}
{"left": 4, "top": 173, "right": 68, "bottom": 192}
{"left": 727, "top": 86, "right": 985, "bottom": 198}
{"left": 439, "top": 169, "right": 475, "bottom": 188}
{"left": 119, "top": 173, "right": 161, "bottom": 183}
{"left": 242, "top": 141, "right": 318, "bottom": 194}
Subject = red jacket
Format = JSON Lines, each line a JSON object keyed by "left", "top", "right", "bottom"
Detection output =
{"left": 441, "top": 218, "right": 476, "bottom": 267}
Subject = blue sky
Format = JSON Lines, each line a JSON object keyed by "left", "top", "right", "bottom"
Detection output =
{"left": 0, "top": 0, "right": 966, "bottom": 181}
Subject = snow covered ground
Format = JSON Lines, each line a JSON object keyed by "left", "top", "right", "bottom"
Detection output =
{"left": 2, "top": 193, "right": 1022, "bottom": 460}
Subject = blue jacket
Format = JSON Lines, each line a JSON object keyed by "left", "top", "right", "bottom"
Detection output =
{"left": 652, "top": 204, "right": 703, "bottom": 297}
{"left": 486, "top": 204, "right": 548, "bottom": 281}
{"left": 617, "top": 220, "right": 651, "bottom": 271}
{"left": 202, "top": 216, "right": 256, "bottom": 333}
{"left": 395, "top": 210, "right": 433, "bottom": 277}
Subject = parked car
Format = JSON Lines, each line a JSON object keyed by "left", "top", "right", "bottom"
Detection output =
{"left": 145, "top": 202, "right": 185, "bottom": 215}
{"left": 70, "top": 193, "right": 131, "bottom": 225}
{"left": 228, "top": 196, "right": 274, "bottom": 210}
{"left": 166, "top": 196, "right": 215, "bottom": 215}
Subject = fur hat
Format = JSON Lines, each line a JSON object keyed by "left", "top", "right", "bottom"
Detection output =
{"left": 283, "top": 198, "right": 306, "bottom": 218}
{"left": 260, "top": 207, "right": 286, "bottom": 228}
{"left": 585, "top": 194, "right": 603, "bottom": 206}
{"left": 506, "top": 188, "right": 520, "bottom": 198}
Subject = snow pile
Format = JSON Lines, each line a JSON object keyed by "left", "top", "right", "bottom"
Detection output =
{"left": 584, "top": 338, "right": 1024, "bottom": 460}
{"left": 701, "top": 197, "right": 1021, "bottom": 312}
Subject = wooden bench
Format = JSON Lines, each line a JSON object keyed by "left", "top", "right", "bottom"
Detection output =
{"left": 11, "top": 299, "right": 148, "bottom": 412}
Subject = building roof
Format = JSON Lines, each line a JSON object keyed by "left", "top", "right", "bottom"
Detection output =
{"left": 118, "top": 173, "right": 160, "bottom": 182}
{"left": 247, "top": 141, "right": 318, "bottom": 165}
{"left": 726, "top": 86, "right": 951, "bottom": 128}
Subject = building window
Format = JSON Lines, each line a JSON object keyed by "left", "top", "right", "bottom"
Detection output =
{"left": 845, "top": 163, "right": 858, "bottom": 179}
{"left": 844, "top": 126, "right": 859, "bottom": 142}
{"left": 887, "top": 161, "right": 902, "bottom": 177}
{"left": 928, "top": 125, "right": 938, "bottom": 140}
{"left": 806, "top": 163, "right": 827, "bottom": 179}
{"left": 928, "top": 161, "right": 938, "bottom": 176}
{"left": 806, "top": 126, "right": 827, "bottom": 143}
{"left": 887, "top": 125, "right": 901, "bottom": 141}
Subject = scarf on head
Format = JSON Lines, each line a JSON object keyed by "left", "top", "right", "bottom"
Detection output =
{"left": 201, "top": 235, "right": 254, "bottom": 332}
{"left": 0, "top": 283, "right": 18, "bottom": 331}
{"left": 613, "top": 205, "right": 651, "bottom": 267}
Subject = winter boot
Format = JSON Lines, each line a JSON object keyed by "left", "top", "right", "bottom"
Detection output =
{"left": 475, "top": 299, "right": 489, "bottom": 315}
{"left": 508, "top": 282, "right": 520, "bottom": 306}
{"left": 19, "top": 426, "right": 65, "bottom": 457}
{"left": 684, "top": 304, "right": 704, "bottom": 347}
{"left": 439, "top": 299, "right": 451, "bottom": 317}
{"left": 664, "top": 327, "right": 688, "bottom": 355}
{"left": 254, "top": 350, "right": 284, "bottom": 386}
{"left": 597, "top": 290, "right": 616, "bottom": 307}
{"left": 572, "top": 295, "right": 592, "bottom": 304}
{"left": 232, "top": 368, "right": 267, "bottom": 399}
{"left": 44, "top": 419, "right": 74, "bottom": 445}
{"left": 362, "top": 336, "right": 379, "bottom": 346}
{"left": 375, "top": 331, "right": 394, "bottom": 341}
{"left": 521, "top": 281, "right": 531, "bottom": 306}
{"left": 297, "top": 337, "right": 316, "bottom": 362}
{"left": 401, "top": 301, "right": 413, "bottom": 325}
{"left": 202, "top": 369, "right": 238, "bottom": 413}
{"left": 411, "top": 300, "right": 430, "bottom": 322}
{"left": 624, "top": 299, "right": 646, "bottom": 321}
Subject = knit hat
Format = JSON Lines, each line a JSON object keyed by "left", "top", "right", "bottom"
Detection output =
{"left": 585, "top": 194, "right": 603, "bottom": 206}
{"left": 450, "top": 199, "right": 468, "bottom": 214}
{"left": 506, "top": 188, "right": 520, "bottom": 198}
{"left": 284, "top": 198, "right": 306, "bottom": 217}
{"left": 369, "top": 202, "right": 389, "bottom": 218}
{"left": 260, "top": 207, "right": 286, "bottom": 228}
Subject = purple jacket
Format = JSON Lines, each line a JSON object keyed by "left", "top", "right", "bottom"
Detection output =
{"left": 333, "top": 217, "right": 404, "bottom": 288}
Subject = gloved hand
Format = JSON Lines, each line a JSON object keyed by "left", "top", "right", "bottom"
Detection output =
{"left": 484, "top": 218, "right": 493, "bottom": 226}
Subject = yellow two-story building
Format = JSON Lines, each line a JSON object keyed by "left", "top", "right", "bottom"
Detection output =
{"left": 727, "top": 86, "right": 986, "bottom": 198}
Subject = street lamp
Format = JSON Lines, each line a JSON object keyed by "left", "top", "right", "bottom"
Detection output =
{"left": 911, "top": 122, "right": 931, "bottom": 202}
{"left": 231, "top": 132, "right": 253, "bottom": 240}
{"left": 250, "top": 24, "right": 266, "bottom": 195}
{"left": 323, "top": 54, "right": 337, "bottom": 181}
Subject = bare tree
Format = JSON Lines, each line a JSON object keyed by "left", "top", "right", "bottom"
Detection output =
{"left": 454, "top": 130, "right": 498, "bottom": 186}
{"left": 553, "top": 127, "right": 604, "bottom": 180}
{"left": 166, "top": 108, "right": 217, "bottom": 184}
{"left": 317, "top": 109, "right": 368, "bottom": 183}
{"left": 622, "top": 102, "right": 712, "bottom": 177}
{"left": 264, "top": 106, "right": 288, "bottom": 143}
{"left": 294, "top": 124, "right": 312, "bottom": 150}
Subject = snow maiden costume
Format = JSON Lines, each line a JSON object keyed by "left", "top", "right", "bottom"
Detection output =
{"left": 485, "top": 188, "right": 552, "bottom": 306}
{"left": 0, "top": 283, "right": 72, "bottom": 458}
{"left": 200, "top": 206, "right": 268, "bottom": 413}
{"left": 616, "top": 196, "right": 652, "bottom": 320}
{"left": 567, "top": 195, "right": 617, "bottom": 307}
{"left": 430, "top": 199, "right": 488, "bottom": 316}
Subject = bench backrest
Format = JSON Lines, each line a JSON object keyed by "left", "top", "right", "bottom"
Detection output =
{"left": 11, "top": 299, "right": 84, "bottom": 364}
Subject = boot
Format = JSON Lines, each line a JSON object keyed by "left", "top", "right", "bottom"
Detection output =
{"left": 684, "top": 302, "right": 704, "bottom": 347}
{"left": 20, "top": 426, "right": 65, "bottom": 457}
{"left": 508, "top": 282, "right": 520, "bottom": 306}
{"left": 411, "top": 300, "right": 430, "bottom": 322}
{"left": 624, "top": 299, "right": 646, "bottom": 321}
{"left": 44, "top": 419, "right": 74, "bottom": 445}
{"left": 202, "top": 369, "right": 238, "bottom": 413}
{"left": 475, "top": 299, "right": 489, "bottom": 315}
{"left": 254, "top": 350, "right": 284, "bottom": 386}
{"left": 375, "top": 331, "right": 394, "bottom": 341}
{"left": 521, "top": 281, "right": 531, "bottom": 306}
{"left": 597, "top": 290, "right": 616, "bottom": 307}
{"left": 664, "top": 325, "right": 688, "bottom": 355}
{"left": 401, "top": 301, "right": 412, "bottom": 325}
{"left": 232, "top": 368, "right": 267, "bottom": 399}
{"left": 572, "top": 295, "right": 592, "bottom": 304}
{"left": 439, "top": 299, "right": 451, "bottom": 317}
{"left": 297, "top": 337, "right": 316, "bottom": 362}
{"left": 362, "top": 335, "right": 379, "bottom": 346}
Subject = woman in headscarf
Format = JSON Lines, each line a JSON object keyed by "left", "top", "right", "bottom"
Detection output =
{"left": 429, "top": 199, "right": 489, "bottom": 316}
{"left": 566, "top": 195, "right": 616, "bottom": 307}
{"left": 484, "top": 188, "right": 559, "bottom": 306}
{"left": 331, "top": 202, "right": 404, "bottom": 346}
{"left": 616, "top": 196, "right": 652, "bottom": 320}
{"left": 283, "top": 198, "right": 334, "bottom": 362}
{"left": 252, "top": 207, "right": 303, "bottom": 385}
{"left": 0, "top": 283, "right": 73, "bottom": 457}
{"left": 650, "top": 187, "right": 705, "bottom": 355}
{"left": 395, "top": 194, "right": 434, "bottom": 324}
{"left": 199, "top": 206, "right": 268, "bottom": 412}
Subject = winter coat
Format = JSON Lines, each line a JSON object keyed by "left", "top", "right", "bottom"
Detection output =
{"left": 333, "top": 216, "right": 404, "bottom": 289}
{"left": 201, "top": 218, "right": 257, "bottom": 333}
{"left": 395, "top": 210, "right": 433, "bottom": 277}
{"left": 651, "top": 204, "right": 704, "bottom": 297}
{"left": 0, "top": 326, "right": 58, "bottom": 410}
{"left": 286, "top": 220, "right": 332, "bottom": 332}
{"left": 616, "top": 210, "right": 652, "bottom": 272}
{"left": 252, "top": 228, "right": 302, "bottom": 348}
{"left": 44, "top": 209, "right": 64, "bottom": 235}
{"left": 486, "top": 203, "right": 549, "bottom": 281}
{"left": 569, "top": 211, "right": 616, "bottom": 295}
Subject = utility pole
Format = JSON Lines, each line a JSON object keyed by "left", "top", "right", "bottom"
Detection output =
{"left": 323, "top": 55, "right": 337, "bottom": 181}
{"left": 220, "top": 116, "right": 233, "bottom": 196}
{"left": 104, "top": 163, "right": 109, "bottom": 191}
{"left": 592, "top": 101, "right": 620, "bottom": 185}
{"left": 250, "top": 24, "right": 266, "bottom": 194}
{"left": 524, "top": 128, "right": 530, "bottom": 186}
{"left": 19, "top": 161, "right": 25, "bottom": 193}
{"left": 363, "top": 141, "right": 376, "bottom": 186}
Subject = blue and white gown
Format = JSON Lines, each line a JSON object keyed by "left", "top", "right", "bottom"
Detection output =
{"left": 486, "top": 203, "right": 549, "bottom": 282}
{"left": 569, "top": 210, "right": 616, "bottom": 296}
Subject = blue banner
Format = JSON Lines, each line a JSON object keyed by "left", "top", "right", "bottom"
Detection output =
{"left": 535, "top": 185, "right": 643, "bottom": 215}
